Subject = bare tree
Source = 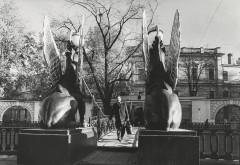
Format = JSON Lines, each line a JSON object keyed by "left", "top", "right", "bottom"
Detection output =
{"left": 179, "top": 54, "right": 213, "bottom": 96}
{"left": 50, "top": 0, "right": 158, "bottom": 114}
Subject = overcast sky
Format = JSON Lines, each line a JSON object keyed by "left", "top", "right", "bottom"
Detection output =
{"left": 15, "top": 0, "right": 240, "bottom": 63}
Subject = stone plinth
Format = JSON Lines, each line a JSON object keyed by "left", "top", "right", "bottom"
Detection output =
{"left": 17, "top": 127, "right": 97, "bottom": 165}
{"left": 138, "top": 129, "right": 199, "bottom": 165}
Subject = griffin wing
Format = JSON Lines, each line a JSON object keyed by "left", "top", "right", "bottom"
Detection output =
{"left": 142, "top": 10, "right": 148, "bottom": 77}
{"left": 165, "top": 10, "right": 180, "bottom": 90}
{"left": 43, "top": 16, "right": 62, "bottom": 92}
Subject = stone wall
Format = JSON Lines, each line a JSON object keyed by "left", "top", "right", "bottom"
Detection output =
{"left": 0, "top": 100, "right": 93, "bottom": 122}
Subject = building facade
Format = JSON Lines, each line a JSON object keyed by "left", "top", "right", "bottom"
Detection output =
{"left": 126, "top": 46, "right": 240, "bottom": 124}
{"left": 177, "top": 47, "right": 240, "bottom": 99}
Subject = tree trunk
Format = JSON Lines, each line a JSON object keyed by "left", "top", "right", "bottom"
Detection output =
{"left": 188, "top": 82, "right": 192, "bottom": 96}
{"left": 103, "top": 97, "right": 111, "bottom": 115}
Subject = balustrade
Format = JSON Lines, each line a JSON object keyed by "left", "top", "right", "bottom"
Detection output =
{"left": 0, "top": 127, "right": 22, "bottom": 154}
{"left": 224, "top": 130, "right": 234, "bottom": 160}
{"left": 210, "top": 129, "right": 219, "bottom": 159}
{"left": 180, "top": 122, "right": 239, "bottom": 160}
{"left": 0, "top": 117, "right": 115, "bottom": 154}
{"left": 0, "top": 120, "right": 238, "bottom": 164}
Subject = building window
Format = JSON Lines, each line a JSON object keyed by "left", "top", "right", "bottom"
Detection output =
{"left": 209, "top": 91, "right": 214, "bottom": 98}
{"left": 192, "top": 67, "right": 197, "bottom": 80}
{"left": 223, "top": 91, "right": 229, "bottom": 97}
{"left": 138, "top": 68, "right": 145, "bottom": 81}
{"left": 209, "top": 68, "right": 214, "bottom": 80}
{"left": 223, "top": 71, "right": 228, "bottom": 81}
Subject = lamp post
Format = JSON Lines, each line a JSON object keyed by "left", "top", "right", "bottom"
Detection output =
{"left": 198, "top": 108, "right": 201, "bottom": 122}
{"left": 71, "top": 32, "right": 81, "bottom": 47}
{"left": 70, "top": 30, "right": 84, "bottom": 93}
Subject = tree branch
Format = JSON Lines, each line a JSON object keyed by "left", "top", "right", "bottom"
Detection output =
{"left": 82, "top": 47, "right": 105, "bottom": 99}
{"left": 108, "top": 42, "right": 141, "bottom": 75}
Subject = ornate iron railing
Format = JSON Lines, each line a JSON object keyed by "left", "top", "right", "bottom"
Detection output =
{"left": 180, "top": 122, "right": 240, "bottom": 160}
{"left": 89, "top": 115, "right": 116, "bottom": 140}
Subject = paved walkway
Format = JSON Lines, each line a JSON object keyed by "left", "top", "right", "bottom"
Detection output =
{"left": 75, "top": 150, "right": 138, "bottom": 165}
{"left": 97, "top": 127, "right": 139, "bottom": 148}
{"left": 76, "top": 127, "right": 139, "bottom": 165}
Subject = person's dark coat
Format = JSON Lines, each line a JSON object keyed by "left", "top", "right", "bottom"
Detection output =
{"left": 110, "top": 102, "right": 128, "bottom": 129}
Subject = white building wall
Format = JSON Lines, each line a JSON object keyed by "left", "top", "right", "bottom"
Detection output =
{"left": 33, "top": 101, "right": 41, "bottom": 122}
{"left": 222, "top": 65, "right": 240, "bottom": 83}
{"left": 192, "top": 100, "right": 211, "bottom": 122}
{"left": 218, "top": 57, "right": 223, "bottom": 80}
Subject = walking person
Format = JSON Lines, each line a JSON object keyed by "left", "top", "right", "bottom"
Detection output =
{"left": 204, "top": 119, "right": 209, "bottom": 129}
{"left": 110, "top": 95, "right": 129, "bottom": 141}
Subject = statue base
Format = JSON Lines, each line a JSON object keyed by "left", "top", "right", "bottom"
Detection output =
{"left": 138, "top": 129, "right": 199, "bottom": 165}
{"left": 17, "top": 127, "right": 97, "bottom": 165}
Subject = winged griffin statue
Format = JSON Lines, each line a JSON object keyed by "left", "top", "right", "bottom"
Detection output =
{"left": 142, "top": 10, "right": 182, "bottom": 130}
{"left": 38, "top": 16, "right": 86, "bottom": 129}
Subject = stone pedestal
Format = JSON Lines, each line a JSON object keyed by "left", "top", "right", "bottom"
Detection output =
{"left": 17, "top": 127, "right": 97, "bottom": 165}
{"left": 138, "top": 129, "right": 199, "bottom": 165}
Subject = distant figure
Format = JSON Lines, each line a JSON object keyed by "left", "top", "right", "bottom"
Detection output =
{"left": 224, "top": 118, "right": 228, "bottom": 124}
{"left": 110, "top": 96, "right": 129, "bottom": 141}
{"left": 204, "top": 119, "right": 209, "bottom": 129}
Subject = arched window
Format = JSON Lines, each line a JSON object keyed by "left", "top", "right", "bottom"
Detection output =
{"left": 215, "top": 105, "right": 240, "bottom": 124}
{"left": 2, "top": 106, "right": 31, "bottom": 123}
